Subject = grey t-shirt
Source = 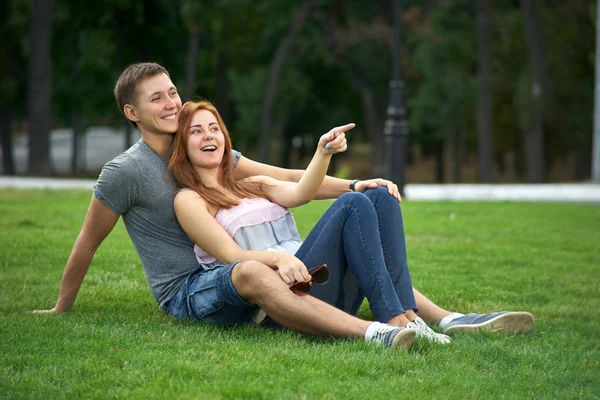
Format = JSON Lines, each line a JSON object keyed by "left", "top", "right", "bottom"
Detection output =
{"left": 93, "top": 138, "right": 241, "bottom": 309}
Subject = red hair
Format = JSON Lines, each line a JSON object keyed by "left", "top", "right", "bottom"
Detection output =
{"left": 168, "top": 100, "right": 267, "bottom": 208}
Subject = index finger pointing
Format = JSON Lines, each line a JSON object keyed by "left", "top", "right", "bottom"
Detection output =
{"left": 336, "top": 123, "right": 355, "bottom": 134}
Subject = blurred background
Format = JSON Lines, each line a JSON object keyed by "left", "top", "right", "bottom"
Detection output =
{"left": 0, "top": 0, "right": 597, "bottom": 184}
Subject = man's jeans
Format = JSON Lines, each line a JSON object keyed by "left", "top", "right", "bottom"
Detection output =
{"left": 295, "top": 187, "right": 417, "bottom": 322}
{"left": 167, "top": 261, "right": 260, "bottom": 325}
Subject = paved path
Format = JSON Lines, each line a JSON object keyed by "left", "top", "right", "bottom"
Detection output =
{"left": 3, "top": 128, "right": 600, "bottom": 202}
{"left": 1, "top": 176, "right": 598, "bottom": 203}
{"left": 3, "top": 127, "right": 138, "bottom": 175}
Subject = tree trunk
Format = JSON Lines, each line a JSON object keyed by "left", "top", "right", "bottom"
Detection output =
{"left": 215, "top": 48, "right": 230, "bottom": 123}
{"left": 1, "top": 105, "right": 15, "bottom": 175}
{"left": 259, "top": 0, "right": 314, "bottom": 163}
{"left": 360, "top": 83, "right": 384, "bottom": 178}
{"left": 137, "top": 0, "right": 152, "bottom": 61}
{"left": 475, "top": 0, "right": 493, "bottom": 182}
{"left": 114, "top": 12, "right": 134, "bottom": 151}
{"left": 345, "top": 69, "right": 382, "bottom": 177}
{"left": 67, "top": 29, "right": 81, "bottom": 177}
{"left": 520, "top": 0, "right": 547, "bottom": 183}
{"left": 0, "top": 0, "right": 16, "bottom": 175}
{"left": 279, "top": 123, "right": 293, "bottom": 169}
{"left": 27, "top": 0, "right": 54, "bottom": 176}
{"left": 359, "top": 80, "right": 385, "bottom": 177}
{"left": 450, "top": 130, "right": 462, "bottom": 182}
{"left": 574, "top": 140, "right": 590, "bottom": 181}
{"left": 434, "top": 140, "right": 445, "bottom": 183}
{"left": 184, "top": 31, "right": 199, "bottom": 102}
{"left": 70, "top": 110, "right": 82, "bottom": 177}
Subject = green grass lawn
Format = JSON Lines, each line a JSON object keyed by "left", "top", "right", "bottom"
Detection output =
{"left": 1, "top": 189, "right": 599, "bottom": 399}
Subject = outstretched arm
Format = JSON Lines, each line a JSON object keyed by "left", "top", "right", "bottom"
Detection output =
{"left": 234, "top": 158, "right": 348, "bottom": 200}
{"left": 244, "top": 125, "right": 351, "bottom": 208}
{"left": 234, "top": 126, "right": 401, "bottom": 201}
{"left": 33, "top": 196, "right": 119, "bottom": 313}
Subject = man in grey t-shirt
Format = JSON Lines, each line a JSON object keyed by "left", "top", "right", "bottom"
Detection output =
{"left": 93, "top": 140, "right": 240, "bottom": 309}
{"left": 34, "top": 63, "right": 534, "bottom": 339}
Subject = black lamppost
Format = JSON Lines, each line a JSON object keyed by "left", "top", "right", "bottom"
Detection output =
{"left": 383, "top": 0, "right": 408, "bottom": 196}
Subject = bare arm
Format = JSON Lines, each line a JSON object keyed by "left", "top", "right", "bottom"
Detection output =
{"left": 235, "top": 157, "right": 350, "bottom": 200}
{"left": 233, "top": 124, "right": 401, "bottom": 201}
{"left": 234, "top": 124, "right": 354, "bottom": 200}
{"left": 174, "top": 190, "right": 310, "bottom": 284}
{"left": 34, "top": 196, "right": 120, "bottom": 313}
{"left": 245, "top": 127, "right": 350, "bottom": 207}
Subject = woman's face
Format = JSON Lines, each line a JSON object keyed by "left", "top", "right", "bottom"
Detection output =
{"left": 186, "top": 109, "right": 226, "bottom": 170}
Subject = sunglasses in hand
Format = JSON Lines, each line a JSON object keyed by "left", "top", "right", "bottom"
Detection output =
{"left": 289, "top": 264, "right": 330, "bottom": 294}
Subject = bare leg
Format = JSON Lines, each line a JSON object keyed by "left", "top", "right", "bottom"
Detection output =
{"left": 387, "top": 314, "right": 410, "bottom": 327}
{"left": 413, "top": 288, "right": 452, "bottom": 323}
{"left": 232, "top": 261, "right": 370, "bottom": 339}
{"left": 404, "top": 309, "right": 419, "bottom": 322}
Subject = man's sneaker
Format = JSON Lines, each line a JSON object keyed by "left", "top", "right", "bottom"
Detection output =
{"left": 441, "top": 311, "right": 535, "bottom": 335}
{"left": 369, "top": 324, "right": 417, "bottom": 349}
{"left": 407, "top": 317, "right": 451, "bottom": 344}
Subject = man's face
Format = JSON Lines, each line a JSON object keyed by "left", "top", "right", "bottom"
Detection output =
{"left": 128, "top": 73, "right": 182, "bottom": 135}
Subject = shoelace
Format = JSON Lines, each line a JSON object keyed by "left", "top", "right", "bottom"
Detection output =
{"left": 410, "top": 319, "right": 451, "bottom": 343}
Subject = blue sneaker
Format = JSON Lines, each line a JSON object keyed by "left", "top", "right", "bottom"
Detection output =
{"left": 369, "top": 324, "right": 417, "bottom": 349}
{"left": 441, "top": 312, "right": 535, "bottom": 335}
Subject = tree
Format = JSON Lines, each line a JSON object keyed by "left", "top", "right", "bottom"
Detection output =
{"left": 259, "top": 0, "right": 314, "bottom": 163}
{"left": 181, "top": 0, "right": 202, "bottom": 102}
{"left": 0, "top": 0, "right": 23, "bottom": 175}
{"left": 408, "top": 2, "right": 476, "bottom": 182}
{"left": 322, "top": 0, "right": 390, "bottom": 178}
{"left": 27, "top": 0, "right": 55, "bottom": 176}
{"left": 114, "top": 7, "right": 134, "bottom": 150}
{"left": 520, "top": 0, "right": 548, "bottom": 183}
{"left": 475, "top": 0, "right": 494, "bottom": 182}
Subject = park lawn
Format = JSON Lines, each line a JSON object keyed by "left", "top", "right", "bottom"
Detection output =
{"left": 0, "top": 189, "right": 599, "bottom": 399}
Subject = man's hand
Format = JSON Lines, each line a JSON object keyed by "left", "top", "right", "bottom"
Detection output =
{"left": 32, "top": 307, "right": 66, "bottom": 315}
{"left": 354, "top": 178, "right": 401, "bottom": 202}
{"left": 32, "top": 195, "right": 120, "bottom": 317}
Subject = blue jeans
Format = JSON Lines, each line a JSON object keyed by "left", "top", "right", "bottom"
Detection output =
{"left": 166, "top": 262, "right": 260, "bottom": 325}
{"left": 295, "top": 187, "right": 417, "bottom": 322}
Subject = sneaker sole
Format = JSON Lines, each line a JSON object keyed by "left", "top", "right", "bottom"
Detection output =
{"left": 392, "top": 328, "right": 417, "bottom": 349}
{"left": 443, "top": 312, "right": 535, "bottom": 335}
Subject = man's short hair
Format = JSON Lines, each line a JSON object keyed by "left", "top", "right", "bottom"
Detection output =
{"left": 114, "top": 63, "right": 169, "bottom": 129}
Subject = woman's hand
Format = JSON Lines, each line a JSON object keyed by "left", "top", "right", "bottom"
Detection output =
{"left": 354, "top": 178, "right": 401, "bottom": 202}
{"left": 272, "top": 252, "right": 310, "bottom": 285}
{"left": 318, "top": 123, "right": 353, "bottom": 155}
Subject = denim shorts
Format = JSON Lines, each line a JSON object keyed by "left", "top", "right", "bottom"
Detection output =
{"left": 166, "top": 262, "right": 260, "bottom": 325}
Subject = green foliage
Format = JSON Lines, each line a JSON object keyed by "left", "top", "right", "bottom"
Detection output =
{"left": 1, "top": 189, "right": 600, "bottom": 398}
{"left": 2, "top": 0, "right": 596, "bottom": 179}
{"left": 0, "top": 0, "right": 30, "bottom": 114}
{"left": 229, "top": 67, "right": 268, "bottom": 148}
{"left": 408, "top": 2, "right": 477, "bottom": 154}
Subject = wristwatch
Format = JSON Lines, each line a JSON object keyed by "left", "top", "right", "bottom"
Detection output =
{"left": 349, "top": 180, "right": 359, "bottom": 192}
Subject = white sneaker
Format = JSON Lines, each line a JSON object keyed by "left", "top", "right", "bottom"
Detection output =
{"left": 368, "top": 324, "right": 417, "bottom": 349}
{"left": 407, "top": 317, "right": 451, "bottom": 344}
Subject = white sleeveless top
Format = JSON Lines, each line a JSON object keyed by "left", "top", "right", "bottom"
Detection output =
{"left": 194, "top": 197, "right": 303, "bottom": 268}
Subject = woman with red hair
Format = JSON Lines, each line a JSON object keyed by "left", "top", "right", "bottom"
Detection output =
{"left": 167, "top": 100, "right": 449, "bottom": 344}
